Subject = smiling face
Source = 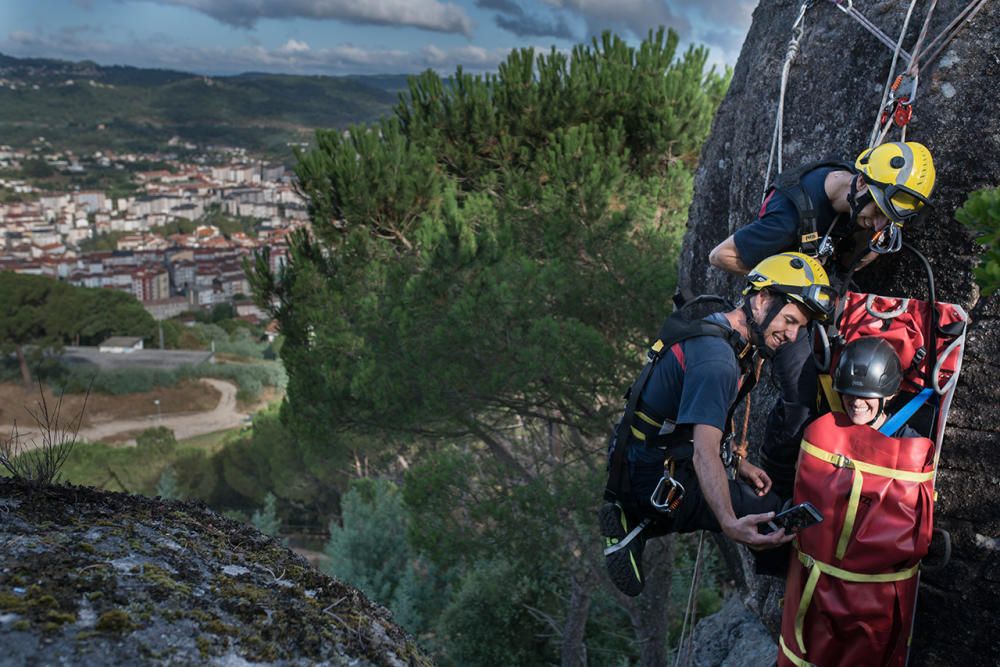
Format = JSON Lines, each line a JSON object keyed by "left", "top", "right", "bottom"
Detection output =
{"left": 753, "top": 292, "right": 811, "bottom": 351}
{"left": 854, "top": 196, "right": 892, "bottom": 233}
{"left": 841, "top": 393, "right": 888, "bottom": 428}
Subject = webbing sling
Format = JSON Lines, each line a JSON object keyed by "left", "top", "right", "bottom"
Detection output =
{"left": 800, "top": 439, "right": 935, "bottom": 560}
{"left": 604, "top": 297, "right": 752, "bottom": 503}
{"left": 879, "top": 385, "right": 936, "bottom": 436}
{"left": 791, "top": 546, "right": 920, "bottom": 657}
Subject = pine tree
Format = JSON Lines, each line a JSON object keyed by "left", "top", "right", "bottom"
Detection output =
{"left": 156, "top": 467, "right": 181, "bottom": 500}
{"left": 250, "top": 29, "right": 728, "bottom": 665}
{"left": 250, "top": 492, "right": 282, "bottom": 537}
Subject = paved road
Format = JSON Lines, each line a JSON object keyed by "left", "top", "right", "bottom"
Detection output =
{"left": 9, "top": 379, "right": 246, "bottom": 450}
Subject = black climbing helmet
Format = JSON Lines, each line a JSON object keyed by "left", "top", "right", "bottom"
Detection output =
{"left": 833, "top": 337, "right": 903, "bottom": 399}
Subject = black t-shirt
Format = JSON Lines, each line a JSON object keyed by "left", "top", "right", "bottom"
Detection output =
{"left": 733, "top": 166, "right": 849, "bottom": 267}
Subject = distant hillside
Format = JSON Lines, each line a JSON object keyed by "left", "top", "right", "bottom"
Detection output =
{"left": 0, "top": 53, "right": 405, "bottom": 160}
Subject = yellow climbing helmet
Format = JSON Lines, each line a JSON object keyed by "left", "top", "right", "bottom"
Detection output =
{"left": 743, "top": 252, "right": 835, "bottom": 321}
{"left": 854, "top": 141, "right": 935, "bottom": 222}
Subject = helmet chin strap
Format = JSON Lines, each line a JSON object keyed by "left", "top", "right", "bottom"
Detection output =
{"left": 848, "top": 175, "right": 874, "bottom": 226}
{"left": 742, "top": 291, "right": 787, "bottom": 360}
{"left": 865, "top": 397, "right": 887, "bottom": 427}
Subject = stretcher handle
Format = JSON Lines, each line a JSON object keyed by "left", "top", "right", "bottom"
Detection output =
{"left": 812, "top": 321, "right": 831, "bottom": 372}
{"left": 932, "top": 335, "right": 964, "bottom": 395}
{"left": 865, "top": 295, "right": 909, "bottom": 319}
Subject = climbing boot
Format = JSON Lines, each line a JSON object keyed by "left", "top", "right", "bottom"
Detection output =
{"left": 599, "top": 502, "right": 647, "bottom": 597}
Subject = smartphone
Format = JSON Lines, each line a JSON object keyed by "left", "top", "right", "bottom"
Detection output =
{"left": 759, "top": 501, "right": 824, "bottom": 535}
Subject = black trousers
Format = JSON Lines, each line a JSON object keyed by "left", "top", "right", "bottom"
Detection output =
{"left": 626, "top": 443, "right": 788, "bottom": 575}
{"left": 760, "top": 328, "right": 818, "bottom": 499}
{"left": 626, "top": 443, "right": 783, "bottom": 533}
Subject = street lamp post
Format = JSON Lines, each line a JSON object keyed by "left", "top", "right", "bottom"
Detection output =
{"left": 154, "top": 399, "right": 161, "bottom": 425}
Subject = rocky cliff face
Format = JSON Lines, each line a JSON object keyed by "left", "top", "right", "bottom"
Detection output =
{"left": 0, "top": 479, "right": 430, "bottom": 666}
{"left": 680, "top": 1, "right": 1000, "bottom": 664}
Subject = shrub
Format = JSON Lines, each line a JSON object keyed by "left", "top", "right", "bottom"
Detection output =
{"left": 136, "top": 427, "right": 177, "bottom": 457}
{"left": 251, "top": 492, "right": 282, "bottom": 537}
{"left": 956, "top": 186, "right": 1000, "bottom": 296}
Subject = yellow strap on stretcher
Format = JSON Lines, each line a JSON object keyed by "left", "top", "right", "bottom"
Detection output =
{"left": 818, "top": 373, "right": 843, "bottom": 414}
{"left": 800, "top": 439, "right": 935, "bottom": 560}
{"left": 792, "top": 547, "right": 920, "bottom": 656}
{"left": 780, "top": 635, "right": 816, "bottom": 667}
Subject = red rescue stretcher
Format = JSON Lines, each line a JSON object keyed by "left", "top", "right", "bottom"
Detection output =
{"left": 778, "top": 289, "right": 968, "bottom": 667}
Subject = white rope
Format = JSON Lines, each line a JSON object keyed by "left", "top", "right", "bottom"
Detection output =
{"left": 868, "top": 0, "right": 921, "bottom": 148}
{"left": 673, "top": 530, "right": 707, "bottom": 667}
{"left": 763, "top": 0, "right": 812, "bottom": 199}
{"left": 829, "top": 0, "right": 913, "bottom": 62}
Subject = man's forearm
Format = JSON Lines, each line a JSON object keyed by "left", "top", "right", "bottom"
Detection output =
{"left": 692, "top": 425, "right": 736, "bottom": 530}
{"left": 708, "top": 236, "right": 751, "bottom": 275}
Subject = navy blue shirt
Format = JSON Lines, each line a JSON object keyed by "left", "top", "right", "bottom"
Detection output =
{"left": 733, "top": 166, "right": 845, "bottom": 268}
{"left": 635, "top": 313, "right": 740, "bottom": 434}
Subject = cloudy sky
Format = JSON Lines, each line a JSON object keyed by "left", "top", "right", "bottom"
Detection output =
{"left": 0, "top": 0, "right": 756, "bottom": 76}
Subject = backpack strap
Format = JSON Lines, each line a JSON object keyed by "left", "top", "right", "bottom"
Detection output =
{"left": 769, "top": 160, "right": 854, "bottom": 258}
{"left": 604, "top": 301, "right": 753, "bottom": 502}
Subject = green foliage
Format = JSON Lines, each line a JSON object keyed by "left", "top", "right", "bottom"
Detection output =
{"left": 323, "top": 479, "right": 449, "bottom": 637}
{"left": 136, "top": 427, "right": 178, "bottom": 457}
{"left": 436, "top": 558, "right": 556, "bottom": 667}
{"left": 956, "top": 186, "right": 1000, "bottom": 295}
{"left": 251, "top": 492, "right": 282, "bottom": 537}
{"left": 190, "top": 323, "right": 268, "bottom": 359}
{"left": 254, "top": 29, "right": 716, "bottom": 448}
{"left": 20, "top": 158, "right": 55, "bottom": 179}
{"left": 156, "top": 467, "right": 182, "bottom": 500}
{"left": 49, "top": 361, "right": 285, "bottom": 400}
{"left": 247, "top": 28, "right": 728, "bottom": 664}
{"left": 0, "top": 57, "right": 398, "bottom": 157}
{"left": 0, "top": 274, "right": 157, "bottom": 381}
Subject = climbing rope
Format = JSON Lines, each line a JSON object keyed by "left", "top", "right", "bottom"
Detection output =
{"left": 828, "top": 0, "right": 913, "bottom": 62}
{"left": 868, "top": 0, "right": 921, "bottom": 147}
{"left": 731, "top": 357, "right": 765, "bottom": 480}
{"left": 869, "top": 0, "right": 990, "bottom": 147}
{"left": 673, "top": 530, "right": 707, "bottom": 667}
{"left": 916, "top": 0, "right": 989, "bottom": 73}
{"left": 763, "top": 0, "right": 813, "bottom": 198}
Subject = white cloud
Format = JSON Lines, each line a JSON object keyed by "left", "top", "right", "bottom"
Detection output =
{"left": 145, "top": 0, "right": 475, "bottom": 36}
{"left": 278, "top": 39, "right": 311, "bottom": 54}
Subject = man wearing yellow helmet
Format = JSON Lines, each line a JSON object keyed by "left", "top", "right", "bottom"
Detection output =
{"left": 705, "top": 142, "right": 935, "bottom": 499}
{"left": 601, "top": 253, "right": 834, "bottom": 596}
{"left": 710, "top": 142, "right": 935, "bottom": 272}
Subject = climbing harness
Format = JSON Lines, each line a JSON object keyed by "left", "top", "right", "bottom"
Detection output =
{"left": 603, "top": 295, "right": 756, "bottom": 509}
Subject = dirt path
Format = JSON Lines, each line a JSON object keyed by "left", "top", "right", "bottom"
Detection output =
{"left": 9, "top": 379, "right": 246, "bottom": 449}
{"left": 81, "top": 378, "right": 245, "bottom": 443}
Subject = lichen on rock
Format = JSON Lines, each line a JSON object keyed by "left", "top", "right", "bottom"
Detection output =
{"left": 0, "top": 478, "right": 431, "bottom": 666}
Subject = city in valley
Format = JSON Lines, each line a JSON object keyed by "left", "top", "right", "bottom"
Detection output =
{"left": 0, "top": 141, "right": 306, "bottom": 322}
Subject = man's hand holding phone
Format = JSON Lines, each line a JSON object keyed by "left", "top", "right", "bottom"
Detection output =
{"left": 759, "top": 501, "right": 824, "bottom": 535}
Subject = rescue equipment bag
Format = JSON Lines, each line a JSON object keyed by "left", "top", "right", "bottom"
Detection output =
{"left": 783, "top": 284, "right": 969, "bottom": 667}
{"left": 778, "top": 412, "right": 935, "bottom": 667}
